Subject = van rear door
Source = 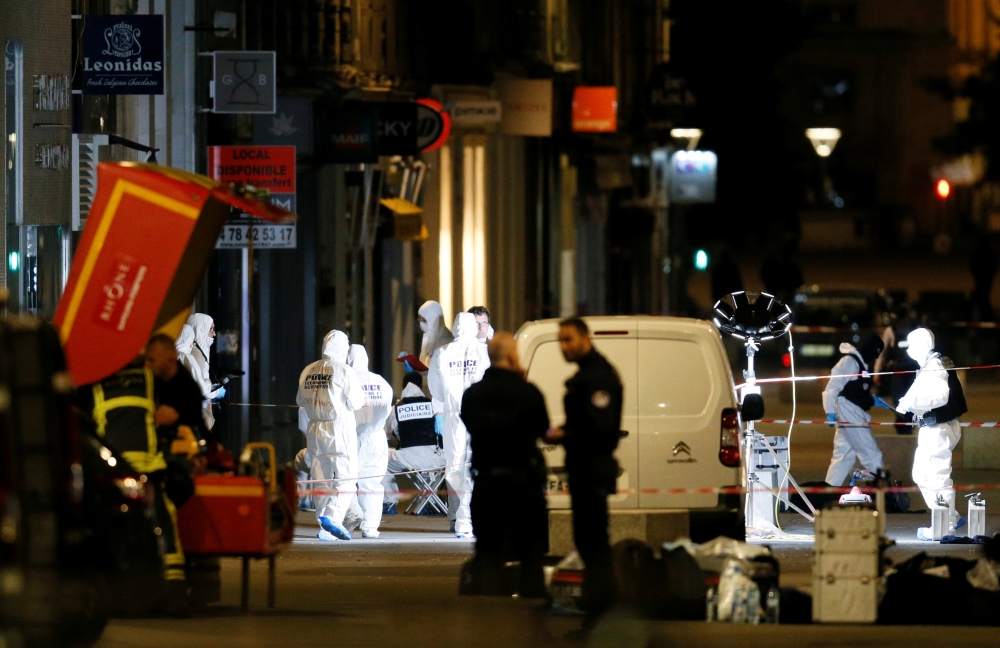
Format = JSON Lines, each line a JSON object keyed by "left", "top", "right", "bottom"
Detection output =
{"left": 524, "top": 322, "right": 638, "bottom": 509}
{"left": 637, "top": 323, "right": 732, "bottom": 508}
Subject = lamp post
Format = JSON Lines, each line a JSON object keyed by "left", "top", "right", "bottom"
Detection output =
{"left": 806, "top": 128, "right": 842, "bottom": 207}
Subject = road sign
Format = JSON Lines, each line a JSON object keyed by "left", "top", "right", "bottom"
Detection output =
{"left": 209, "top": 145, "right": 296, "bottom": 248}
{"left": 213, "top": 51, "right": 276, "bottom": 114}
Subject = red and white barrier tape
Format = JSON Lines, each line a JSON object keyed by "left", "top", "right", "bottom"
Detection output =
{"left": 738, "top": 363, "right": 1000, "bottom": 388}
{"left": 296, "top": 482, "right": 1000, "bottom": 497}
{"left": 759, "top": 419, "right": 1000, "bottom": 428}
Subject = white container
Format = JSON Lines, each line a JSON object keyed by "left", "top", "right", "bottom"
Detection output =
{"left": 968, "top": 494, "right": 986, "bottom": 537}
{"left": 931, "top": 505, "right": 949, "bottom": 540}
{"left": 813, "top": 506, "right": 881, "bottom": 623}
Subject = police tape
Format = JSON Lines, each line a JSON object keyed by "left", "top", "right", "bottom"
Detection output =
{"left": 737, "top": 362, "right": 1000, "bottom": 388}
{"left": 759, "top": 419, "right": 1000, "bottom": 428}
{"left": 295, "top": 482, "right": 1000, "bottom": 497}
{"left": 791, "top": 322, "right": 1000, "bottom": 333}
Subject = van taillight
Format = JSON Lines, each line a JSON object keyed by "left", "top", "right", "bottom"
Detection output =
{"left": 719, "top": 408, "right": 741, "bottom": 467}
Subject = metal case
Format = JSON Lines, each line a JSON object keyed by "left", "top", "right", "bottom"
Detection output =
{"left": 812, "top": 506, "right": 883, "bottom": 623}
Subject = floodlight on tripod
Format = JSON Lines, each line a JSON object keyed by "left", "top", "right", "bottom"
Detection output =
{"left": 711, "top": 291, "right": 815, "bottom": 531}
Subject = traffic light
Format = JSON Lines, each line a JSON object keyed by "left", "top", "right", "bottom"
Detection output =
{"left": 936, "top": 178, "right": 951, "bottom": 200}
{"left": 694, "top": 249, "right": 709, "bottom": 271}
{"left": 7, "top": 251, "right": 18, "bottom": 273}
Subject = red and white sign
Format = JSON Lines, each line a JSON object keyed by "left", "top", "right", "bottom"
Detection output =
{"left": 496, "top": 77, "right": 552, "bottom": 137}
{"left": 416, "top": 99, "right": 451, "bottom": 152}
{"left": 208, "top": 145, "right": 296, "bottom": 192}
{"left": 572, "top": 87, "right": 618, "bottom": 133}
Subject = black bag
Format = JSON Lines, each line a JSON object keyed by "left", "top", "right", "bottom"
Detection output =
{"left": 611, "top": 539, "right": 705, "bottom": 620}
{"left": 163, "top": 456, "right": 195, "bottom": 507}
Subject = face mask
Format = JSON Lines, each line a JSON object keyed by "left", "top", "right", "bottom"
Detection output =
{"left": 419, "top": 320, "right": 428, "bottom": 333}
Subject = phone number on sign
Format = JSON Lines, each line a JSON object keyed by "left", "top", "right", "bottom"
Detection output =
{"left": 216, "top": 224, "right": 296, "bottom": 249}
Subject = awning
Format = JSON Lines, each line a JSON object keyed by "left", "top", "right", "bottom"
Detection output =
{"left": 54, "top": 162, "right": 295, "bottom": 386}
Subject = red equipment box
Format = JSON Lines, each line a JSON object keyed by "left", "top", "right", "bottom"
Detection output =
{"left": 178, "top": 475, "right": 283, "bottom": 556}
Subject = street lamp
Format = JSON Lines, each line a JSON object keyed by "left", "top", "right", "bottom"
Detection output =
{"left": 806, "top": 128, "right": 843, "bottom": 207}
{"left": 805, "top": 128, "right": 841, "bottom": 157}
{"left": 670, "top": 128, "right": 702, "bottom": 151}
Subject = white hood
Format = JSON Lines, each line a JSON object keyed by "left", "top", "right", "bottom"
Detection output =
{"left": 322, "top": 330, "right": 350, "bottom": 363}
{"left": 187, "top": 313, "right": 215, "bottom": 355}
{"left": 400, "top": 382, "right": 425, "bottom": 399}
{"left": 838, "top": 342, "right": 866, "bottom": 370}
{"left": 175, "top": 324, "right": 196, "bottom": 356}
{"left": 348, "top": 344, "right": 369, "bottom": 372}
{"left": 452, "top": 312, "right": 477, "bottom": 340}
{"left": 418, "top": 300, "right": 453, "bottom": 363}
{"left": 907, "top": 328, "right": 936, "bottom": 366}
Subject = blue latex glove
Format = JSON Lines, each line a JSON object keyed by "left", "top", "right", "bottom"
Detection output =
{"left": 434, "top": 414, "right": 443, "bottom": 435}
{"left": 873, "top": 395, "right": 893, "bottom": 411}
{"left": 215, "top": 386, "right": 227, "bottom": 401}
{"left": 403, "top": 361, "right": 414, "bottom": 373}
{"left": 825, "top": 412, "right": 837, "bottom": 428}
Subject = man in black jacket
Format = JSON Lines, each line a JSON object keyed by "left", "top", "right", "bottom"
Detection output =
{"left": 548, "top": 318, "right": 623, "bottom": 619}
{"left": 460, "top": 332, "right": 549, "bottom": 597}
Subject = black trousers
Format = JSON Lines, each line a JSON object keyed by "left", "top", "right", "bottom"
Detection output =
{"left": 149, "top": 471, "right": 185, "bottom": 582}
{"left": 469, "top": 473, "right": 547, "bottom": 598}
{"left": 567, "top": 456, "right": 617, "bottom": 615}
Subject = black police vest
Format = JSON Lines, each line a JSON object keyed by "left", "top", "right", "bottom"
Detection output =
{"left": 395, "top": 396, "right": 437, "bottom": 448}
{"left": 926, "top": 353, "right": 968, "bottom": 424}
{"left": 839, "top": 352, "right": 875, "bottom": 411}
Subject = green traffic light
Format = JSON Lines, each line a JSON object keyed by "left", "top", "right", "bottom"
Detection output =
{"left": 694, "top": 249, "right": 709, "bottom": 271}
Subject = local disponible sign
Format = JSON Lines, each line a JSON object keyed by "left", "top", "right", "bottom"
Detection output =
{"left": 82, "top": 15, "right": 164, "bottom": 95}
{"left": 209, "top": 146, "right": 297, "bottom": 249}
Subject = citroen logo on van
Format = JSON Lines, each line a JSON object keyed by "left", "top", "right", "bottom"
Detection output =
{"left": 668, "top": 441, "right": 697, "bottom": 464}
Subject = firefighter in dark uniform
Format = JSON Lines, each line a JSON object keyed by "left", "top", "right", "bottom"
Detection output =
{"left": 77, "top": 356, "right": 188, "bottom": 613}
{"left": 547, "top": 318, "right": 623, "bottom": 619}
{"left": 460, "top": 332, "right": 549, "bottom": 597}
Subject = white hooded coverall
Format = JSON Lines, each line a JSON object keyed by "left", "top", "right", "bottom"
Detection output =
{"left": 896, "top": 328, "right": 962, "bottom": 528}
{"left": 823, "top": 343, "right": 884, "bottom": 485}
{"left": 428, "top": 312, "right": 490, "bottom": 535}
{"left": 296, "top": 331, "right": 365, "bottom": 527}
{"left": 347, "top": 344, "right": 393, "bottom": 535}
{"left": 187, "top": 313, "right": 222, "bottom": 430}
{"left": 418, "top": 301, "right": 454, "bottom": 416}
{"left": 176, "top": 324, "right": 214, "bottom": 431}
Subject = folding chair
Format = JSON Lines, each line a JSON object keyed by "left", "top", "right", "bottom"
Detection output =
{"left": 405, "top": 468, "right": 448, "bottom": 515}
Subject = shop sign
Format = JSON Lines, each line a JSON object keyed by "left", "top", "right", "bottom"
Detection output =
{"left": 213, "top": 51, "right": 276, "bottom": 114}
{"left": 670, "top": 150, "right": 717, "bottom": 203}
{"left": 374, "top": 102, "right": 419, "bottom": 155}
{"left": 81, "top": 15, "right": 164, "bottom": 95}
{"left": 416, "top": 99, "right": 451, "bottom": 151}
{"left": 209, "top": 145, "right": 297, "bottom": 248}
{"left": 572, "top": 87, "right": 617, "bottom": 133}
{"left": 495, "top": 78, "right": 552, "bottom": 137}
{"left": 253, "top": 97, "right": 313, "bottom": 155}
{"left": 327, "top": 107, "right": 379, "bottom": 163}
{"left": 451, "top": 100, "right": 502, "bottom": 126}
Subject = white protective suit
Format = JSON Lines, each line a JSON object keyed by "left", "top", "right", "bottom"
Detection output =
{"left": 383, "top": 382, "right": 447, "bottom": 505}
{"left": 347, "top": 344, "right": 393, "bottom": 537}
{"left": 176, "top": 324, "right": 213, "bottom": 430}
{"left": 896, "top": 328, "right": 962, "bottom": 529}
{"left": 428, "top": 312, "right": 489, "bottom": 536}
{"left": 296, "top": 331, "right": 365, "bottom": 530}
{"left": 418, "top": 300, "right": 454, "bottom": 369}
{"left": 187, "top": 313, "right": 222, "bottom": 430}
{"left": 823, "top": 343, "right": 884, "bottom": 485}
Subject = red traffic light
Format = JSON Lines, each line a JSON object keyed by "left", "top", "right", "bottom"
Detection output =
{"left": 936, "top": 179, "right": 951, "bottom": 200}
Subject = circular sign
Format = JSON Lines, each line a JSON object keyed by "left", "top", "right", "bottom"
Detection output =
{"left": 416, "top": 98, "right": 451, "bottom": 152}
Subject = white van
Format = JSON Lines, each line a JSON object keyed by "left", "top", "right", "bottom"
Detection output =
{"left": 516, "top": 315, "right": 742, "bottom": 512}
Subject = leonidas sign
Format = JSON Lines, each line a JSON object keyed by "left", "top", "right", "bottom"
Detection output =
{"left": 82, "top": 15, "right": 165, "bottom": 95}
{"left": 572, "top": 87, "right": 618, "bottom": 133}
{"left": 208, "top": 146, "right": 296, "bottom": 193}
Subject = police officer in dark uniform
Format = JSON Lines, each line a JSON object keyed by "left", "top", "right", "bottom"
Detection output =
{"left": 77, "top": 357, "right": 188, "bottom": 614}
{"left": 547, "top": 318, "right": 623, "bottom": 619}
{"left": 460, "top": 332, "right": 549, "bottom": 597}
